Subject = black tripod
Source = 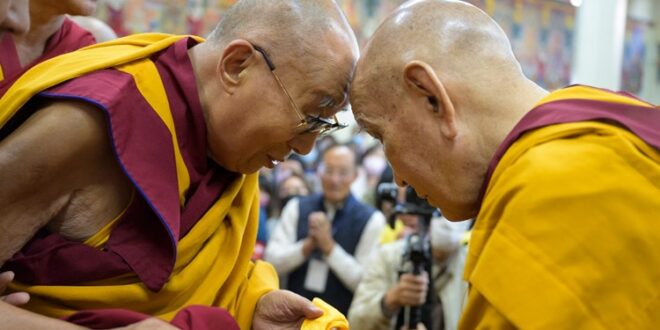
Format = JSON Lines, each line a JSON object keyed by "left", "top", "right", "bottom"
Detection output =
{"left": 376, "top": 183, "right": 438, "bottom": 330}
{"left": 397, "top": 212, "right": 433, "bottom": 330}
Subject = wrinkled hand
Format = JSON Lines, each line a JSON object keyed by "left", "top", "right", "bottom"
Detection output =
{"left": 252, "top": 290, "right": 323, "bottom": 330}
{"left": 110, "top": 318, "right": 180, "bottom": 330}
{"left": 384, "top": 272, "right": 428, "bottom": 310}
{"left": 0, "top": 271, "right": 29, "bottom": 306}
{"left": 308, "top": 212, "right": 334, "bottom": 255}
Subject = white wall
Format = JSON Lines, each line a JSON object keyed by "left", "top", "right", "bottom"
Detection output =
{"left": 571, "top": 0, "right": 628, "bottom": 90}
{"left": 571, "top": 0, "right": 658, "bottom": 103}
{"left": 634, "top": 0, "right": 659, "bottom": 103}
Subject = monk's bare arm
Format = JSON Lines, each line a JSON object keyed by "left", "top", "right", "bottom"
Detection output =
{"left": 0, "top": 101, "right": 111, "bottom": 266}
{"left": 0, "top": 301, "right": 88, "bottom": 329}
{"left": 0, "top": 301, "right": 178, "bottom": 329}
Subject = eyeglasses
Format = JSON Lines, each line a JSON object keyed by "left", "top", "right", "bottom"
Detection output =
{"left": 251, "top": 43, "right": 348, "bottom": 136}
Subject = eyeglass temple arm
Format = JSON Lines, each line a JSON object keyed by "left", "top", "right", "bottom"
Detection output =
{"left": 252, "top": 45, "right": 276, "bottom": 71}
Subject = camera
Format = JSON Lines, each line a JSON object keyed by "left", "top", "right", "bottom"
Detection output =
{"left": 377, "top": 183, "right": 438, "bottom": 330}
{"left": 376, "top": 183, "right": 438, "bottom": 228}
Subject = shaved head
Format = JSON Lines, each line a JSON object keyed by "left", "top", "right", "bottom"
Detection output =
{"left": 353, "top": 0, "right": 522, "bottom": 116}
{"left": 350, "top": 0, "right": 548, "bottom": 220}
{"left": 190, "top": 0, "right": 360, "bottom": 175}
{"left": 209, "top": 0, "right": 357, "bottom": 72}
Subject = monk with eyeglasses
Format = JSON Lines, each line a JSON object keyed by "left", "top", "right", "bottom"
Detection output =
{"left": 0, "top": 0, "right": 357, "bottom": 329}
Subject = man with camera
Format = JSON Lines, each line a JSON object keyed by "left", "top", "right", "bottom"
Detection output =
{"left": 265, "top": 144, "right": 386, "bottom": 315}
{"left": 348, "top": 187, "right": 470, "bottom": 330}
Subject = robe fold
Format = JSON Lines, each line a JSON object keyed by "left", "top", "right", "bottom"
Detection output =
{"left": 0, "top": 33, "right": 278, "bottom": 329}
{"left": 460, "top": 85, "right": 660, "bottom": 329}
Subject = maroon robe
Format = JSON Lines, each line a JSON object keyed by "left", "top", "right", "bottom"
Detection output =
{"left": 478, "top": 85, "right": 660, "bottom": 207}
{"left": 0, "top": 18, "right": 96, "bottom": 96}
{"left": 1, "top": 38, "right": 240, "bottom": 327}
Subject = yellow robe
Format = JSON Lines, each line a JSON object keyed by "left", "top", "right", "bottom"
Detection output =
{"left": 1, "top": 34, "right": 278, "bottom": 329}
{"left": 460, "top": 87, "right": 660, "bottom": 329}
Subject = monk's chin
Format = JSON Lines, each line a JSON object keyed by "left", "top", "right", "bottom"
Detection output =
{"left": 437, "top": 204, "right": 478, "bottom": 222}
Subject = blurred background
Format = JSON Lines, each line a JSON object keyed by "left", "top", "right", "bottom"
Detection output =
{"left": 94, "top": 0, "right": 659, "bottom": 104}
{"left": 88, "top": 0, "right": 659, "bottom": 241}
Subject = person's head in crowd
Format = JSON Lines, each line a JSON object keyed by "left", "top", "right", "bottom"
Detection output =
{"left": 315, "top": 134, "right": 338, "bottom": 159}
{"left": 374, "top": 165, "right": 394, "bottom": 216}
{"left": 278, "top": 173, "right": 311, "bottom": 207}
{"left": 396, "top": 213, "right": 420, "bottom": 240}
{"left": 191, "top": 0, "right": 359, "bottom": 174}
{"left": 258, "top": 173, "right": 273, "bottom": 211}
{"left": 287, "top": 153, "right": 308, "bottom": 171}
{"left": 299, "top": 134, "right": 336, "bottom": 171}
{"left": 319, "top": 144, "right": 358, "bottom": 205}
{"left": 351, "top": 0, "right": 547, "bottom": 220}
{"left": 274, "top": 158, "right": 305, "bottom": 185}
{"left": 0, "top": 0, "right": 29, "bottom": 35}
{"left": 360, "top": 144, "right": 387, "bottom": 187}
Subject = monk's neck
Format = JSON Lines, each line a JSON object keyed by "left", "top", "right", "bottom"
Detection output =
{"left": 496, "top": 80, "right": 548, "bottom": 145}
{"left": 189, "top": 42, "right": 221, "bottom": 120}
{"left": 13, "top": 8, "right": 65, "bottom": 67}
{"left": 475, "top": 79, "right": 549, "bottom": 167}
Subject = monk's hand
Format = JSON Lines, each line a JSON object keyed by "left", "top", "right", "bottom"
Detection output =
{"left": 0, "top": 271, "right": 29, "bottom": 306}
{"left": 252, "top": 290, "right": 323, "bottom": 330}
{"left": 308, "top": 212, "right": 334, "bottom": 255}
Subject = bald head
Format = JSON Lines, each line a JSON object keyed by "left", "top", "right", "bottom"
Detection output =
{"left": 209, "top": 0, "right": 357, "bottom": 69}
{"left": 322, "top": 144, "right": 357, "bottom": 170}
{"left": 349, "top": 0, "right": 548, "bottom": 221}
{"left": 190, "top": 0, "right": 360, "bottom": 175}
{"left": 353, "top": 0, "right": 523, "bottom": 114}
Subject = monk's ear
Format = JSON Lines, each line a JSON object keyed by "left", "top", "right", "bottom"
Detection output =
{"left": 217, "top": 40, "right": 257, "bottom": 94}
{"left": 403, "top": 60, "right": 457, "bottom": 139}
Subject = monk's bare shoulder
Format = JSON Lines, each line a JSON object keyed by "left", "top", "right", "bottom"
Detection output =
{"left": 0, "top": 100, "right": 114, "bottom": 266}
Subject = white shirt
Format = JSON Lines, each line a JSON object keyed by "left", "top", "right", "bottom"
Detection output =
{"left": 348, "top": 217, "right": 471, "bottom": 330}
{"left": 264, "top": 197, "right": 386, "bottom": 292}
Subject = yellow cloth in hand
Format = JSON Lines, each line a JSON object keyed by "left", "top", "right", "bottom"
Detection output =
{"left": 302, "top": 298, "right": 349, "bottom": 330}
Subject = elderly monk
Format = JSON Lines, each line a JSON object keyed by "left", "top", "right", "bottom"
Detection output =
{"left": 0, "top": 0, "right": 97, "bottom": 95}
{"left": 350, "top": 0, "right": 660, "bottom": 329}
{"left": 0, "top": 0, "right": 358, "bottom": 329}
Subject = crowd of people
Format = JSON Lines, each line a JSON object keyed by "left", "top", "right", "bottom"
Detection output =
{"left": 0, "top": 0, "right": 658, "bottom": 329}
{"left": 256, "top": 136, "right": 472, "bottom": 329}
